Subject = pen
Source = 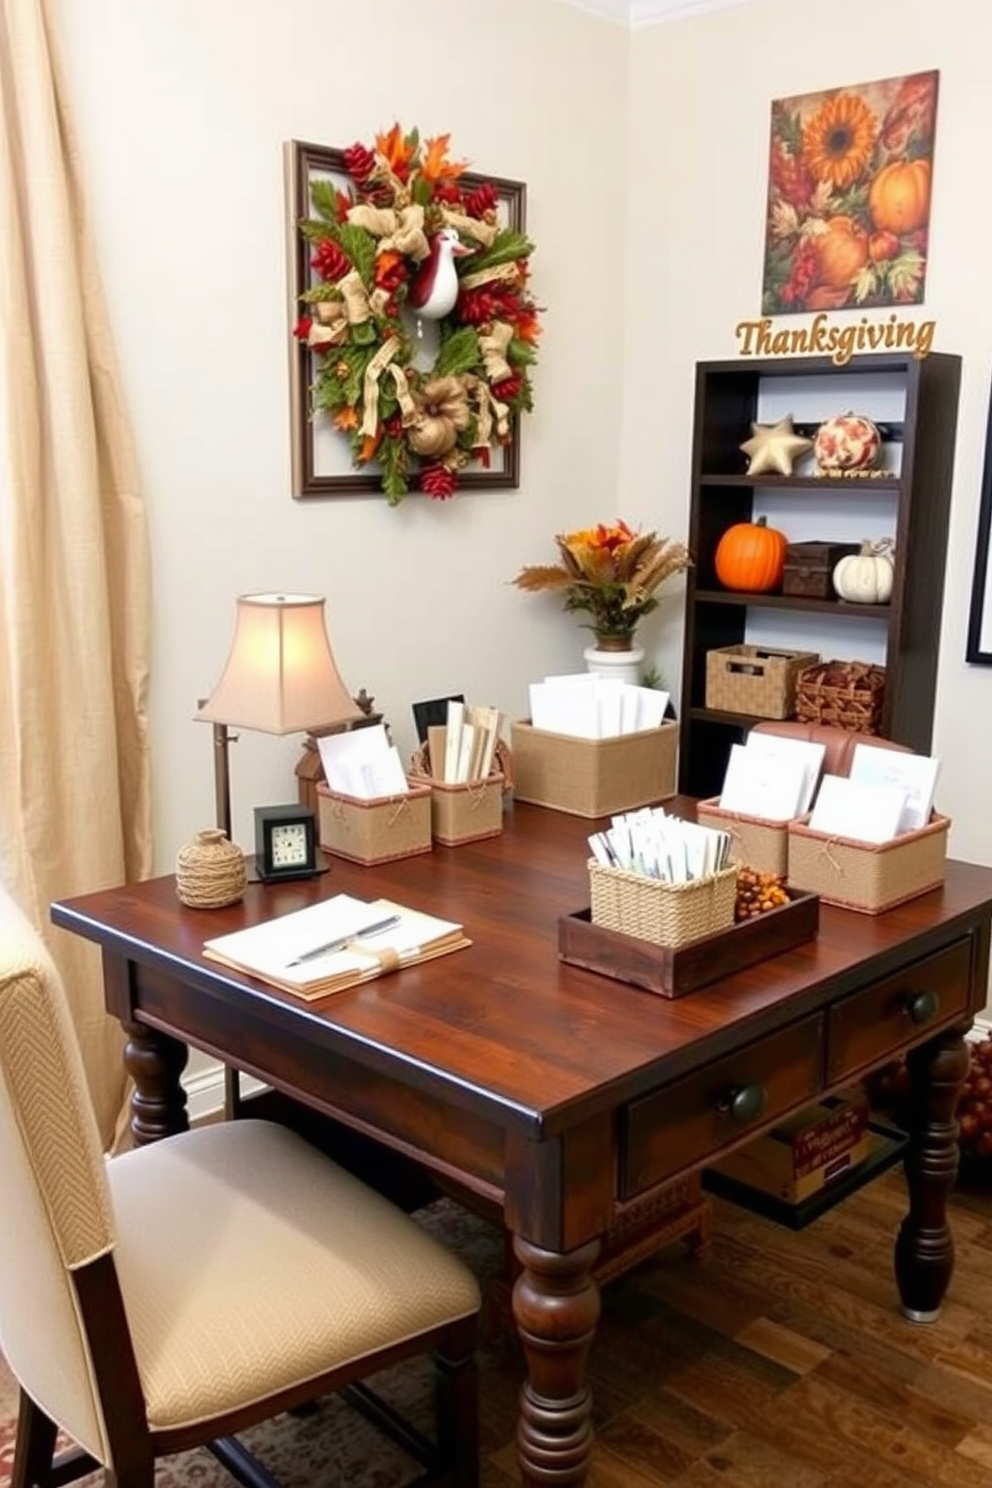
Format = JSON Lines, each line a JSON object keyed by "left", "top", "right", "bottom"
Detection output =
{"left": 286, "top": 914, "right": 402, "bottom": 967}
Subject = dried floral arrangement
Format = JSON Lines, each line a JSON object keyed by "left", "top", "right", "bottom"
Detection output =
{"left": 513, "top": 521, "right": 692, "bottom": 643}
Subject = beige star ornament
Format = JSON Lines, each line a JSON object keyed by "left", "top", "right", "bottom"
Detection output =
{"left": 740, "top": 415, "right": 813, "bottom": 477}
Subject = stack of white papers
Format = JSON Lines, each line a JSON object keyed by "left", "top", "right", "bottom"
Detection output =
{"left": 529, "top": 672, "right": 670, "bottom": 740}
{"left": 589, "top": 806, "right": 732, "bottom": 882}
{"left": 848, "top": 743, "right": 940, "bottom": 834}
{"left": 719, "top": 733, "right": 824, "bottom": 821}
{"left": 807, "top": 744, "right": 941, "bottom": 843}
{"left": 202, "top": 893, "right": 470, "bottom": 998}
{"left": 317, "top": 724, "right": 409, "bottom": 800}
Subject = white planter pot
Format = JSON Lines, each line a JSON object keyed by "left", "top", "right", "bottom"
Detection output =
{"left": 583, "top": 642, "right": 644, "bottom": 686}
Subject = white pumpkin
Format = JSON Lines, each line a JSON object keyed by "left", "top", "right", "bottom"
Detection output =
{"left": 833, "top": 540, "right": 895, "bottom": 604}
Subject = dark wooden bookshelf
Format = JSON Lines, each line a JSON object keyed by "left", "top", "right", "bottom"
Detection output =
{"left": 678, "top": 353, "right": 962, "bottom": 798}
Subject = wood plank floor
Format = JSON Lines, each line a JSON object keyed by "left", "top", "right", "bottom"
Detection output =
{"left": 479, "top": 1166, "right": 992, "bottom": 1487}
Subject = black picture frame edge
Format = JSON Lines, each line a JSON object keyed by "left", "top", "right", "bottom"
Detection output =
{"left": 966, "top": 377, "right": 992, "bottom": 665}
{"left": 285, "top": 138, "right": 526, "bottom": 501}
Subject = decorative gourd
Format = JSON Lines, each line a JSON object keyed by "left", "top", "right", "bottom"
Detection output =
{"left": 868, "top": 159, "right": 930, "bottom": 235}
{"left": 714, "top": 516, "right": 788, "bottom": 593}
{"left": 815, "top": 215, "right": 869, "bottom": 289}
{"left": 832, "top": 540, "right": 895, "bottom": 604}
{"left": 814, "top": 413, "right": 881, "bottom": 472}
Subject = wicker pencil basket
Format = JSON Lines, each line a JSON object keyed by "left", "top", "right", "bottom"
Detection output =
{"left": 589, "top": 860, "right": 738, "bottom": 949}
{"left": 795, "top": 660, "right": 886, "bottom": 735}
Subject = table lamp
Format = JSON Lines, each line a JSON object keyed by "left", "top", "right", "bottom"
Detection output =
{"left": 196, "top": 592, "right": 363, "bottom": 841}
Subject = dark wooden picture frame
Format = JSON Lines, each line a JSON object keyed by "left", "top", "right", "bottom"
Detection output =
{"left": 285, "top": 138, "right": 526, "bottom": 499}
{"left": 967, "top": 381, "right": 992, "bottom": 665}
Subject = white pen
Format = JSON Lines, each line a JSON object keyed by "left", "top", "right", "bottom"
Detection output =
{"left": 286, "top": 914, "right": 402, "bottom": 967}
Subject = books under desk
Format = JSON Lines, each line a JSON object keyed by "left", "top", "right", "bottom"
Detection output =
{"left": 202, "top": 893, "right": 470, "bottom": 999}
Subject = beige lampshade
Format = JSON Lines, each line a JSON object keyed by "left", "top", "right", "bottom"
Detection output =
{"left": 196, "top": 593, "right": 360, "bottom": 734}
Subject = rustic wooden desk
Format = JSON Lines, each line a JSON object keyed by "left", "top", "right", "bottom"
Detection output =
{"left": 53, "top": 801, "right": 992, "bottom": 1488}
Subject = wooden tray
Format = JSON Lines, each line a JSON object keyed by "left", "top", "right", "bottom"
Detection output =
{"left": 557, "top": 889, "right": 819, "bottom": 999}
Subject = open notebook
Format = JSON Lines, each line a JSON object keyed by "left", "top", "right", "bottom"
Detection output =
{"left": 202, "top": 894, "right": 469, "bottom": 1000}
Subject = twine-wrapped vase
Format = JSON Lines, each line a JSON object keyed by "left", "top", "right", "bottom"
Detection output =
{"left": 175, "top": 828, "right": 246, "bottom": 908}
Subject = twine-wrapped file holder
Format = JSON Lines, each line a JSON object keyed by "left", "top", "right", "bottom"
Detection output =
{"left": 589, "top": 860, "right": 738, "bottom": 949}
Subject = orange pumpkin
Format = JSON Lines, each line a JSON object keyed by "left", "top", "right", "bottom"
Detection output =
{"left": 868, "top": 159, "right": 930, "bottom": 235}
{"left": 714, "top": 516, "right": 787, "bottom": 593}
{"left": 815, "top": 215, "right": 869, "bottom": 289}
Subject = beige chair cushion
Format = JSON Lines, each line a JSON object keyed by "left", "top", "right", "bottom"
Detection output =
{"left": 0, "top": 887, "right": 114, "bottom": 1464}
{"left": 108, "top": 1119, "right": 481, "bottom": 1433}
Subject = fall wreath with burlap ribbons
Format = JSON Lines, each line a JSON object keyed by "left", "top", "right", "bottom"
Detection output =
{"left": 293, "top": 124, "right": 541, "bottom": 504}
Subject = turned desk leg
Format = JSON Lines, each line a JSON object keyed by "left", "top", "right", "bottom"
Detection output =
{"left": 123, "top": 1021, "right": 189, "bottom": 1146}
{"left": 895, "top": 1021, "right": 971, "bottom": 1322}
{"left": 511, "top": 1235, "right": 601, "bottom": 1487}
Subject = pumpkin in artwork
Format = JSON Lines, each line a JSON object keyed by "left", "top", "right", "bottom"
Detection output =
{"left": 714, "top": 516, "right": 788, "bottom": 593}
{"left": 815, "top": 215, "right": 869, "bottom": 289}
{"left": 868, "top": 159, "right": 931, "bottom": 235}
{"left": 832, "top": 540, "right": 895, "bottom": 604}
{"left": 814, "top": 413, "right": 882, "bottom": 472}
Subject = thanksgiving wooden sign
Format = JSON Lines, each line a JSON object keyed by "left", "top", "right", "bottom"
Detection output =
{"left": 734, "top": 312, "right": 936, "bottom": 366}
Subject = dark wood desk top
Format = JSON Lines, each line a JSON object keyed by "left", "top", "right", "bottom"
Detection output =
{"left": 53, "top": 800, "right": 992, "bottom": 1141}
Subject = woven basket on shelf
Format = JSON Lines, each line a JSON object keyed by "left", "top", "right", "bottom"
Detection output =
{"left": 795, "top": 660, "right": 885, "bottom": 735}
{"left": 589, "top": 860, "right": 738, "bottom": 949}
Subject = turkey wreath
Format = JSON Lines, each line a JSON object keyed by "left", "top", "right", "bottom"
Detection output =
{"left": 293, "top": 124, "right": 542, "bottom": 503}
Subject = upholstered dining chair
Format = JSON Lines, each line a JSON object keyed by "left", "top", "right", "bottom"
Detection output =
{"left": 0, "top": 885, "right": 480, "bottom": 1488}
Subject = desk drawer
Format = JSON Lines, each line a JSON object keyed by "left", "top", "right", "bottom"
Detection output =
{"left": 826, "top": 937, "right": 972, "bottom": 1084}
{"left": 620, "top": 1015, "right": 823, "bottom": 1199}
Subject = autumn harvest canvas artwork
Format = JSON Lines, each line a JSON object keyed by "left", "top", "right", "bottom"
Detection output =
{"left": 761, "top": 71, "right": 939, "bottom": 316}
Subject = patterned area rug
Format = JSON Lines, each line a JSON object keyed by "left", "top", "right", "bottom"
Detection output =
{"left": 0, "top": 1200, "right": 515, "bottom": 1488}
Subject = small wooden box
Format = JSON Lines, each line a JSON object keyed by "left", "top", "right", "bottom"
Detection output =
{"left": 707, "top": 1092, "right": 870, "bottom": 1203}
{"left": 316, "top": 780, "right": 432, "bottom": 865}
{"left": 695, "top": 797, "right": 790, "bottom": 877}
{"left": 559, "top": 888, "right": 819, "bottom": 999}
{"left": 782, "top": 542, "right": 860, "bottom": 599}
{"left": 787, "top": 811, "right": 949, "bottom": 913}
{"left": 705, "top": 646, "right": 820, "bottom": 720}
{"left": 510, "top": 721, "right": 677, "bottom": 818}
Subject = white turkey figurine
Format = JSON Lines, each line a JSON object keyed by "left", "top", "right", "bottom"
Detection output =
{"left": 407, "top": 228, "right": 471, "bottom": 321}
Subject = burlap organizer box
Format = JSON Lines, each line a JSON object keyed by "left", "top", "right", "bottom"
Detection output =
{"left": 589, "top": 860, "right": 738, "bottom": 949}
{"left": 407, "top": 757, "right": 503, "bottom": 850}
{"left": 695, "top": 798, "right": 789, "bottom": 878}
{"left": 316, "top": 779, "right": 432, "bottom": 865}
{"left": 786, "top": 812, "right": 950, "bottom": 914}
{"left": 697, "top": 723, "right": 917, "bottom": 879}
{"left": 510, "top": 721, "right": 677, "bottom": 818}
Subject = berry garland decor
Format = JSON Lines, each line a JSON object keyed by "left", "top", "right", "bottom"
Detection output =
{"left": 292, "top": 124, "right": 541, "bottom": 504}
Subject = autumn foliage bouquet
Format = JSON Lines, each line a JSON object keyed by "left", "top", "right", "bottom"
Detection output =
{"left": 513, "top": 521, "right": 692, "bottom": 644}
{"left": 294, "top": 123, "right": 541, "bottom": 503}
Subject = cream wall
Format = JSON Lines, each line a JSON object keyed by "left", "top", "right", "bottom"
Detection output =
{"left": 621, "top": 0, "right": 992, "bottom": 870}
{"left": 51, "top": 0, "right": 990, "bottom": 879}
{"left": 52, "top": 0, "right": 634, "bottom": 866}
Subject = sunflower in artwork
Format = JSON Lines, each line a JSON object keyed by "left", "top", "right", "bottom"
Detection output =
{"left": 761, "top": 71, "right": 939, "bottom": 316}
{"left": 801, "top": 92, "right": 877, "bottom": 190}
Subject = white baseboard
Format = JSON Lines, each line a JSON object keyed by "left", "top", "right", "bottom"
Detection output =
{"left": 183, "top": 1017, "right": 992, "bottom": 1124}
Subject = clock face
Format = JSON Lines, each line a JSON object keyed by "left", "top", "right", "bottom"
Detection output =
{"left": 270, "top": 822, "right": 311, "bottom": 868}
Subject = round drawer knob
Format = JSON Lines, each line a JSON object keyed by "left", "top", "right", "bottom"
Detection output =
{"left": 904, "top": 990, "right": 940, "bottom": 1024}
{"left": 719, "top": 1083, "right": 767, "bottom": 1125}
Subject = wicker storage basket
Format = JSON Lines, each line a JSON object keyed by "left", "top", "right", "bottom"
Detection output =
{"left": 786, "top": 812, "right": 949, "bottom": 913}
{"left": 695, "top": 797, "right": 789, "bottom": 878}
{"left": 589, "top": 860, "right": 737, "bottom": 949}
{"left": 705, "top": 646, "right": 820, "bottom": 720}
{"left": 795, "top": 660, "right": 885, "bottom": 735}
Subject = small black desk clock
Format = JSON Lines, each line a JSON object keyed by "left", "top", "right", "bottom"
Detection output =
{"left": 253, "top": 804, "right": 320, "bottom": 883}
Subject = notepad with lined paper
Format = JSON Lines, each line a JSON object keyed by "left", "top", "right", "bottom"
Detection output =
{"left": 202, "top": 893, "right": 469, "bottom": 999}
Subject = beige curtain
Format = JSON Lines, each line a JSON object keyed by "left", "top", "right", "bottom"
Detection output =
{"left": 0, "top": 0, "right": 152, "bottom": 1148}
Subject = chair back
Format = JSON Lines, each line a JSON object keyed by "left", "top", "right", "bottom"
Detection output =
{"left": 0, "top": 886, "right": 114, "bottom": 1462}
{"left": 749, "top": 720, "right": 911, "bottom": 777}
